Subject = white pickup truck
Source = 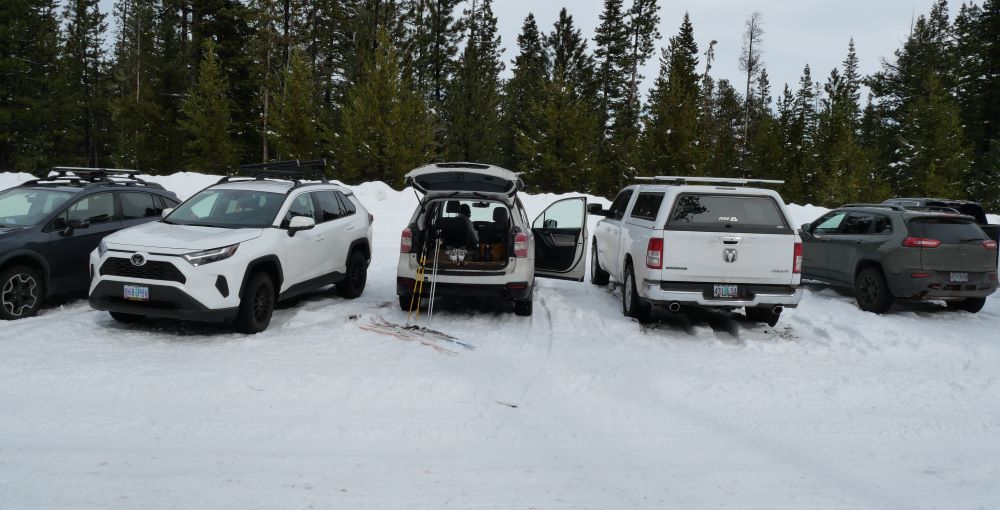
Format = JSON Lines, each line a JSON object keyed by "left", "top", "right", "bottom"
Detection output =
{"left": 588, "top": 177, "right": 802, "bottom": 325}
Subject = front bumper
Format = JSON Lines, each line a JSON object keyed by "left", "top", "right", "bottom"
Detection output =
{"left": 89, "top": 280, "right": 238, "bottom": 322}
{"left": 641, "top": 280, "right": 802, "bottom": 308}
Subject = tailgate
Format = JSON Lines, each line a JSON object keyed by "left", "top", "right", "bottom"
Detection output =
{"left": 909, "top": 217, "right": 997, "bottom": 272}
{"left": 662, "top": 231, "right": 796, "bottom": 285}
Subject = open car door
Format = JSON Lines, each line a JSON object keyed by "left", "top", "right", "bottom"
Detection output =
{"left": 532, "top": 197, "right": 588, "bottom": 281}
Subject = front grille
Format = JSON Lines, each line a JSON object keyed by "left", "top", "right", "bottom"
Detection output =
{"left": 100, "top": 257, "right": 186, "bottom": 283}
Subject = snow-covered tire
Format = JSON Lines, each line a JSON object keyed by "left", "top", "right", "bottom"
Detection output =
{"left": 514, "top": 299, "right": 533, "bottom": 316}
{"left": 0, "top": 265, "right": 43, "bottom": 320}
{"left": 745, "top": 307, "right": 781, "bottom": 327}
{"left": 109, "top": 312, "right": 144, "bottom": 323}
{"left": 590, "top": 244, "right": 609, "bottom": 286}
{"left": 337, "top": 250, "right": 368, "bottom": 299}
{"left": 622, "top": 262, "right": 650, "bottom": 322}
{"left": 234, "top": 272, "right": 275, "bottom": 334}
{"left": 947, "top": 297, "right": 986, "bottom": 313}
{"left": 854, "top": 266, "right": 893, "bottom": 314}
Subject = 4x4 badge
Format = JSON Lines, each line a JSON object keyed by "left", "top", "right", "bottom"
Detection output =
{"left": 130, "top": 254, "right": 146, "bottom": 267}
{"left": 723, "top": 248, "right": 738, "bottom": 263}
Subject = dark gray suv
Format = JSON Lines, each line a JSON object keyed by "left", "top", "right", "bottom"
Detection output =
{"left": 800, "top": 204, "right": 998, "bottom": 313}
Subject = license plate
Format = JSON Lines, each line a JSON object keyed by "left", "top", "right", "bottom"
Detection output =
{"left": 123, "top": 285, "right": 149, "bottom": 301}
{"left": 713, "top": 284, "right": 739, "bottom": 298}
{"left": 950, "top": 272, "right": 969, "bottom": 283}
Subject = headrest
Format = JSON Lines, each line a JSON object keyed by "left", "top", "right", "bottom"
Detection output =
{"left": 493, "top": 207, "right": 509, "bottom": 222}
{"left": 460, "top": 204, "right": 472, "bottom": 217}
{"left": 446, "top": 200, "right": 461, "bottom": 214}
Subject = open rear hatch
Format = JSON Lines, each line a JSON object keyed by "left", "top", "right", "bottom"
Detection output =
{"left": 405, "top": 163, "right": 523, "bottom": 199}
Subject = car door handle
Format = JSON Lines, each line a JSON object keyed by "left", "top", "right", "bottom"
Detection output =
{"left": 315, "top": 234, "right": 325, "bottom": 241}
{"left": 345, "top": 225, "right": 356, "bottom": 231}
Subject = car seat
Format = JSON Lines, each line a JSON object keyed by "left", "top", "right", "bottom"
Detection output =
{"left": 434, "top": 201, "right": 473, "bottom": 249}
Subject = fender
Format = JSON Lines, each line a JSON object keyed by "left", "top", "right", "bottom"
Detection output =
{"left": 348, "top": 238, "right": 372, "bottom": 265}
{"left": 0, "top": 249, "right": 53, "bottom": 297}
{"left": 238, "top": 255, "right": 285, "bottom": 298}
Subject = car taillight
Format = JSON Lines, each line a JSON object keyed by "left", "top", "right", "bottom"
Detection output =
{"left": 983, "top": 240, "right": 998, "bottom": 251}
{"left": 400, "top": 228, "right": 412, "bottom": 253}
{"left": 902, "top": 237, "right": 942, "bottom": 248}
{"left": 646, "top": 238, "right": 663, "bottom": 269}
{"left": 793, "top": 241, "right": 803, "bottom": 274}
{"left": 368, "top": 213, "right": 374, "bottom": 225}
{"left": 514, "top": 232, "right": 529, "bottom": 258}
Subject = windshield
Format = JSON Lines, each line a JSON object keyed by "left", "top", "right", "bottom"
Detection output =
{"left": 0, "top": 188, "right": 74, "bottom": 227}
{"left": 166, "top": 189, "right": 285, "bottom": 228}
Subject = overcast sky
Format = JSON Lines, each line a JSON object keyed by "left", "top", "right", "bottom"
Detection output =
{"left": 492, "top": 0, "right": 932, "bottom": 101}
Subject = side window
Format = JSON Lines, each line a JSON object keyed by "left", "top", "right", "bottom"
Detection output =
{"left": 813, "top": 212, "right": 846, "bottom": 235}
{"left": 283, "top": 193, "right": 316, "bottom": 226}
{"left": 120, "top": 192, "right": 158, "bottom": 219}
{"left": 335, "top": 192, "right": 356, "bottom": 216}
{"left": 873, "top": 215, "right": 893, "bottom": 235}
{"left": 608, "top": 190, "right": 633, "bottom": 220}
{"left": 841, "top": 213, "right": 874, "bottom": 235}
{"left": 629, "top": 192, "right": 664, "bottom": 221}
{"left": 160, "top": 196, "right": 179, "bottom": 208}
{"left": 315, "top": 191, "right": 344, "bottom": 223}
{"left": 57, "top": 192, "right": 117, "bottom": 226}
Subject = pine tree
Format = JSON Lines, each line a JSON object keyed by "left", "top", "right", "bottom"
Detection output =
{"left": 272, "top": 48, "right": 327, "bottom": 160}
{"left": 704, "top": 79, "right": 743, "bottom": 178}
{"left": 745, "top": 69, "right": 785, "bottom": 183}
{"left": 180, "top": 40, "right": 239, "bottom": 173}
{"left": 0, "top": 0, "right": 62, "bottom": 172}
{"left": 339, "top": 28, "right": 435, "bottom": 187}
{"left": 247, "top": 0, "right": 284, "bottom": 161}
{"left": 501, "top": 14, "right": 548, "bottom": 177}
{"left": 60, "top": 0, "right": 111, "bottom": 167}
{"left": 738, "top": 12, "right": 764, "bottom": 165}
{"left": 403, "top": 0, "right": 461, "bottom": 107}
{"left": 443, "top": 0, "right": 503, "bottom": 163}
{"left": 780, "top": 64, "right": 818, "bottom": 203}
{"left": 642, "top": 13, "right": 701, "bottom": 176}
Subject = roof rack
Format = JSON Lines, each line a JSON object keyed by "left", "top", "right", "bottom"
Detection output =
{"left": 435, "top": 162, "right": 491, "bottom": 170}
{"left": 634, "top": 176, "right": 785, "bottom": 186}
{"left": 23, "top": 166, "right": 164, "bottom": 190}
{"left": 219, "top": 159, "right": 328, "bottom": 185}
{"left": 842, "top": 203, "right": 905, "bottom": 211}
{"left": 905, "top": 205, "right": 962, "bottom": 214}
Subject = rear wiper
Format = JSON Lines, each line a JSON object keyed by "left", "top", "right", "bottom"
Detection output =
{"left": 959, "top": 237, "right": 985, "bottom": 243}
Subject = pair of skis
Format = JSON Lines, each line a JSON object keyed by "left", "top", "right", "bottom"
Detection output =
{"left": 360, "top": 315, "right": 475, "bottom": 355}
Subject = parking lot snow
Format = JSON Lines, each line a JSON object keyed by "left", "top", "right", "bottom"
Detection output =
{"left": 1, "top": 172, "right": 999, "bottom": 509}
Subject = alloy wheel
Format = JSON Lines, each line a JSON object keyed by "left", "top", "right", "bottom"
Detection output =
{"left": 2, "top": 273, "right": 39, "bottom": 317}
{"left": 625, "top": 272, "right": 633, "bottom": 312}
{"left": 253, "top": 284, "right": 273, "bottom": 323}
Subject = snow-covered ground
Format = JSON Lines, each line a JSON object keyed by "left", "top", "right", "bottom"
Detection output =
{"left": 2, "top": 171, "right": 1000, "bottom": 509}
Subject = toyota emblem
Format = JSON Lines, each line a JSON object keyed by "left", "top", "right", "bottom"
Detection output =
{"left": 723, "top": 248, "right": 738, "bottom": 263}
{"left": 130, "top": 253, "right": 146, "bottom": 266}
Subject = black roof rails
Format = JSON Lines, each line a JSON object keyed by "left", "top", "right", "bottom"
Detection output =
{"left": 842, "top": 203, "right": 905, "bottom": 211}
{"left": 634, "top": 176, "right": 785, "bottom": 186}
{"left": 219, "top": 159, "right": 328, "bottom": 185}
{"left": 905, "top": 205, "right": 963, "bottom": 214}
{"left": 22, "top": 166, "right": 164, "bottom": 190}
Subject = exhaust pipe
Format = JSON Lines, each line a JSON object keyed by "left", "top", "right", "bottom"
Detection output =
{"left": 668, "top": 302, "right": 681, "bottom": 313}
{"left": 772, "top": 305, "right": 783, "bottom": 315}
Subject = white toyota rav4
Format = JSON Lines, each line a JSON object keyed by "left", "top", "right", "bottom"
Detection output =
{"left": 589, "top": 176, "right": 802, "bottom": 325}
{"left": 88, "top": 161, "right": 373, "bottom": 333}
{"left": 397, "top": 163, "right": 589, "bottom": 316}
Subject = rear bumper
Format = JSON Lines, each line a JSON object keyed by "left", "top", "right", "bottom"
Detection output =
{"left": 641, "top": 280, "right": 802, "bottom": 308}
{"left": 397, "top": 279, "right": 532, "bottom": 301}
{"left": 887, "top": 271, "right": 998, "bottom": 299}
{"left": 89, "top": 280, "right": 238, "bottom": 322}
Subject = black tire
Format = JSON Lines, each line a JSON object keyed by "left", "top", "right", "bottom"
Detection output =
{"left": 947, "top": 297, "right": 986, "bottom": 313}
{"left": 109, "top": 311, "right": 144, "bottom": 323}
{"left": 0, "top": 265, "right": 44, "bottom": 320}
{"left": 337, "top": 250, "right": 368, "bottom": 299}
{"left": 514, "top": 299, "right": 533, "bottom": 316}
{"left": 854, "top": 266, "right": 894, "bottom": 314}
{"left": 399, "top": 294, "right": 414, "bottom": 312}
{"left": 622, "top": 262, "right": 651, "bottom": 322}
{"left": 590, "top": 244, "right": 610, "bottom": 286}
{"left": 234, "top": 272, "right": 275, "bottom": 334}
{"left": 745, "top": 307, "right": 781, "bottom": 327}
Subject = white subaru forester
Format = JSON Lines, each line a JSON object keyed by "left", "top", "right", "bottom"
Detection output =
{"left": 88, "top": 161, "right": 373, "bottom": 333}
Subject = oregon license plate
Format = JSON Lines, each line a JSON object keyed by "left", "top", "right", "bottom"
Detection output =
{"left": 713, "top": 284, "right": 739, "bottom": 298}
{"left": 950, "top": 272, "right": 969, "bottom": 283}
{"left": 123, "top": 285, "right": 149, "bottom": 301}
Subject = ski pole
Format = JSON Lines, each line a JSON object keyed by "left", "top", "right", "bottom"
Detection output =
{"left": 427, "top": 235, "right": 442, "bottom": 323}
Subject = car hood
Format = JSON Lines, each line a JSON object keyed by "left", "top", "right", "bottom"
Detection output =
{"left": 104, "top": 221, "right": 264, "bottom": 251}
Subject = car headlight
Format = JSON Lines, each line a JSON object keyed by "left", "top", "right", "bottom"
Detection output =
{"left": 98, "top": 240, "right": 108, "bottom": 257}
{"left": 182, "top": 244, "right": 239, "bottom": 266}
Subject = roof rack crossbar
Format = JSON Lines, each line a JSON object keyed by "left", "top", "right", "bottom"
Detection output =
{"left": 634, "top": 175, "right": 785, "bottom": 186}
{"left": 222, "top": 159, "right": 328, "bottom": 185}
{"left": 842, "top": 203, "right": 905, "bottom": 211}
{"left": 905, "top": 205, "right": 963, "bottom": 214}
{"left": 51, "top": 166, "right": 140, "bottom": 176}
{"left": 23, "top": 166, "right": 159, "bottom": 189}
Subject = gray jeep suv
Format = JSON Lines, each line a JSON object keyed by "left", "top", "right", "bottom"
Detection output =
{"left": 800, "top": 204, "right": 998, "bottom": 313}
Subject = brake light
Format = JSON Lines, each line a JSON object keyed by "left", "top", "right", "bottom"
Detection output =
{"left": 646, "top": 238, "right": 663, "bottom": 269}
{"left": 793, "top": 241, "right": 803, "bottom": 274}
{"left": 514, "top": 232, "right": 529, "bottom": 258}
{"left": 400, "top": 228, "right": 412, "bottom": 253}
{"left": 911, "top": 272, "right": 932, "bottom": 278}
{"left": 984, "top": 240, "right": 997, "bottom": 251}
{"left": 902, "top": 237, "right": 942, "bottom": 248}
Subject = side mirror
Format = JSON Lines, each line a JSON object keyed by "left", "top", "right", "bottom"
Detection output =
{"left": 68, "top": 218, "right": 91, "bottom": 229}
{"left": 161, "top": 208, "right": 174, "bottom": 218}
{"left": 287, "top": 215, "right": 316, "bottom": 236}
{"left": 800, "top": 223, "right": 812, "bottom": 234}
{"left": 587, "top": 203, "right": 608, "bottom": 216}
{"left": 543, "top": 219, "right": 558, "bottom": 229}
{"left": 58, "top": 218, "right": 89, "bottom": 236}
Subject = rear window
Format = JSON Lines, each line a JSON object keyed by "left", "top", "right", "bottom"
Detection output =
{"left": 630, "top": 193, "right": 664, "bottom": 221}
{"left": 908, "top": 218, "right": 988, "bottom": 243}
{"left": 667, "top": 194, "right": 790, "bottom": 234}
